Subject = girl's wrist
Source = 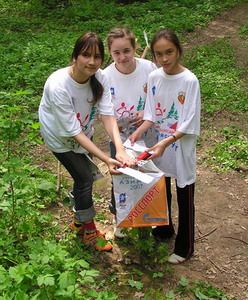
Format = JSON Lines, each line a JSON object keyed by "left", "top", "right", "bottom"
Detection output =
{"left": 170, "top": 134, "right": 177, "bottom": 141}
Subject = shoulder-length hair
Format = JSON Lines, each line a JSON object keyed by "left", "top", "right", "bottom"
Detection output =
{"left": 71, "top": 32, "right": 104, "bottom": 105}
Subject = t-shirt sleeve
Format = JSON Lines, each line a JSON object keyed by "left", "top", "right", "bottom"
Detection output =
{"left": 96, "top": 70, "right": 114, "bottom": 116}
{"left": 177, "top": 78, "right": 201, "bottom": 135}
{"left": 50, "top": 87, "right": 82, "bottom": 137}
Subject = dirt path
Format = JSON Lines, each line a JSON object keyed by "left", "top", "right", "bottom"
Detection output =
{"left": 52, "top": 3, "right": 248, "bottom": 299}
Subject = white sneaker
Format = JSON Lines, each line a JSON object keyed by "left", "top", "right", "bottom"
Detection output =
{"left": 114, "top": 226, "right": 127, "bottom": 239}
{"left": 112, "top": 216, "right": 127, "bottom": 238}
{"left": 167, "top": 253, "right": 187, "bottom": 264}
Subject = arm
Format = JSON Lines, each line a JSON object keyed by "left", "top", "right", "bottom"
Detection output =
{"left": 129, "top": 110, "right": 144, "bottom": 127}
{"left": 128, "top": 120, "right": 154, "bottom": 146}
{"left": 100, "top": 114, "right": 136, "bottom": 166}
{"left": 147, "top": 131, "right": 185, "bottom": 160}
{"left": 72, "top": 132, "right": 122, "bottom": 174}
{"left": 140, "top": 45, "right": 150, "bottom": 59}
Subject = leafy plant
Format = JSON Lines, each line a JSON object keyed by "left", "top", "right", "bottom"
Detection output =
{"left": 0, "top": 239, "right": 105, "bottom": 299}
{"left": 175, "top": 276, "right": 236, "bottom": 300}
{"left": 204, "top": 126, "right": 248, "bottom": 172}
{"left": 239, "top": 23, "right": 248, "bottom": 38}
{"left": 184, "top": 38, "right": 248, "bottom": 114}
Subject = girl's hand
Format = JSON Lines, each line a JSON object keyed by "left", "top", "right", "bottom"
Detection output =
{"left": 115, "top": 150, "right": 136, "bottom": 168}
{"left": 147, "top": 132, "right": 184, "bottom": 160}
{"left": 128, "top": 130, "right": 143, "bottom": 146}
{"left": 147, "top": 141, "right": 166, "bottom": 160}
{"left": 106, "top": 158, "right": 123, "bottom": 175}
{"left": 129, "top": 111, "right": 144, "bottom": 127}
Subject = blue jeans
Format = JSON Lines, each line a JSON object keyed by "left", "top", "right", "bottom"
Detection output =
{"left": 109, "top": 141, "right": 117, "bottom": 215}
{"left": 53, "top": 151, "right": 96, "bottom": 222}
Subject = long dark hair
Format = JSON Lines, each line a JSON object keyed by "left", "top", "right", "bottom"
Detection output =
{"left": 151, "top": 29, "right": 183, "bottom": 61}
{"left": 71, "top": 32, "right": 104, "bottom": 105}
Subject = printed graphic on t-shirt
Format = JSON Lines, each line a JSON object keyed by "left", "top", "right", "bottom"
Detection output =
{"left": 116, "top": 102, "right": 135, "bottom": 118}
{"left": 143, "top": 83, "right": 148, "bottom": 93}
{"left": 156, "top": 102, "right": 166, "bottom": 116}
{"left": 64, "top": 138, "right": 80, "bottom": 150}
{"left": 157, "top": 102, "right": 178, "bottom": 125}
{"left": 178, "top": 91, "right": 185, "bottom": 104}
{"left": 136, "top": 96, "right": 145, "bottom": 111}
{"left": 76, "top": 106, "right": 97, "bottom": 131}
{"left": 155, "top": 102, "right": 179, "bottom": 152}
{"left": 152, "top": 86, "right": 156, "bottom": 95}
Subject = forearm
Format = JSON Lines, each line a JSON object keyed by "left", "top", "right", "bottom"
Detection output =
{"left": 72, "top": 132, "right": 110, "bottom": 164}
{"left": 137, "top": 120, "right": 154, "bottom": 134}
{"left": 161, "top": 131, "right": 185, "bottom": 148}
{"left": 148, "top": 131, "right": 185, "bottom": 159}
{"left": 100, "top": 115, "right": 125, "bottom": 152}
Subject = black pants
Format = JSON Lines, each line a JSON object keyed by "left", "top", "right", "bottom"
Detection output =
{"left": 166, "top": 177, "right": 195, "bottom": 258}
{"left": 53, "top": 151, "right": 96, "bottom": 222}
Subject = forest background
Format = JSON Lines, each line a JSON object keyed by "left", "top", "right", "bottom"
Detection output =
{"left": 0, "top": 0, "right": 247, "bottom": 299}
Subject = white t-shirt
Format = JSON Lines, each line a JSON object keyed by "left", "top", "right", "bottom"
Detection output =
{"left": 103, "top": 57, "right": 157, "bottom": 146}
{"left": 144, "top": 68, "right": 201, "bottom": 187}
{"left": 38, "top": 67, "right": 114, "bottom": 153}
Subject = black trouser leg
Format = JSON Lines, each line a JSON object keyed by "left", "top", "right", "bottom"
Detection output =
{"left": 152, "top": 177, "right": 174, "bottom": 238}
{"left": 165, "top": 177, "right": 173, "bottom": 227}
{"left": 174, "top": 182, "right": 195, "bottom": 258}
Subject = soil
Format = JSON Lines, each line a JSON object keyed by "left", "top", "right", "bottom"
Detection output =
{"left": 45, "top": 3, "right": 248, "bottom": 299}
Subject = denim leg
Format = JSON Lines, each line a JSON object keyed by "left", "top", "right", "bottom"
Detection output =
{"left": 53, "top": 151, "right": 96, "bottom": 222}
{"left": 109, "top": 141, "right": 117, "bottom": 215}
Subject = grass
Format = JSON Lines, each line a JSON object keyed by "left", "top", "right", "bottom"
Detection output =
{"left": 184, "top": 38, "right": 248, "bottom": 112}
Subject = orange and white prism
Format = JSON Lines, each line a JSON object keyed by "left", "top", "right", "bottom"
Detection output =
{"left": 113, "top": 140, "right": 169, "bottom": 228}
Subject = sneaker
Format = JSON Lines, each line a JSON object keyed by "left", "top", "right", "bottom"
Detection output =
{"left": 114, "top": 227, "right": 127, "bottom": 239}
{"left": 82, "top": 231, "right": 113, "bottom": 251}
{"left": 152, "top": 225, "right": 175, "bottom": 239}
{"left": 70, "top": 221, "right": 105, "bottom": 238}
{"left": 113, "top": 216, "right": 127, "bottom": 238}
{"left": 167, "top": 253, "right": 187, "bottom": 264}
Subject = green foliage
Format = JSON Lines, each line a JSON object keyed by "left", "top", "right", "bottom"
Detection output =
{"left": 239, "top": 23, "right": 248, "bottom": 38}
{"left": 205, "top": 125, "right": 248, "bottom": 172}
{"left": 174, "top": 276, "right": 236, "bottom": 300}
{"left": 0, "top": 94, "right": 58, "bottom": 267}
{"left": 0, "top": 239, "right": 103, "bottom": 299}
{"left": 0, "top": 1, "right": 246, "bottom": 299}
{"left": 184, "top": 38, "right": 248, "bottom": 114}
{"left": 0, "top": 0, "right": 245, "bottom": 94}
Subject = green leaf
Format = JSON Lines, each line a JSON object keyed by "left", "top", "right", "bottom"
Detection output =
{"left": 165, "top": 290, "right": 176, "bottom": 298}
{"left": 178, "top": 276, "right": 189, "bottom": 287}
{"left": 0, "top": 200, "right": 11, "bottom": 211}
{"left": 15, "top": 290, "right": 29, "bottom": 300}
{"left": 37, "top": 181, "right": 55, "bottom": 191}
{"left": 59, "top": 272, "right": 76, "bottom": 289}
{"left": 29, "top": 122, "right": 41, "bottom": 129}
{"left": 37, "top": 274, "right": 55, "bottom": 286}
{"left": 95, "top": 237, "right": 109, "bottom": 248}
{"left": 128, "top": 279, "right": 143, "bottom": 291}
{"left": 152, "top": 272, "right": 163, "bottom": 278}
{"left": 194, "top": 289, "right": 209, "bottom": 300}
{"left": 76, "top": 259, "right": 89, "bottom": 269}
{"left": 0, "top": 266, "right": 8, "bottom": 283}
{"left": 8, "top": 267, "right": 19, "bottom": 279}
